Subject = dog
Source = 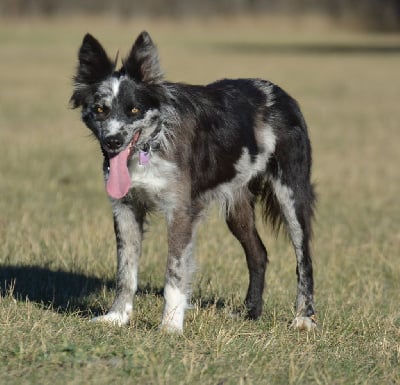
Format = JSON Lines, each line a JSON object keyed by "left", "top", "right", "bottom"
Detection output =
{"left": 70, "top": 31, "right": 316, "bottom": 333}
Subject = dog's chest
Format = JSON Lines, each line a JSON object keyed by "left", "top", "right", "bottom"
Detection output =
{"left": 128, "top": 152, "right": 178, "bottom": 208}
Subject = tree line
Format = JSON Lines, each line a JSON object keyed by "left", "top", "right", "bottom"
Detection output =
{"left": 1, "top": 0, "right": 399, "bottom": 31}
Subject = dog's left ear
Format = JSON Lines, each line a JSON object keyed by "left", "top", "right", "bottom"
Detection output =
{"left": 123, "top": 31, "right": 163, "bottom": 83}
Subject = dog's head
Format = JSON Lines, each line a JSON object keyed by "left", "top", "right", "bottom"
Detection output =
{"left": 71, "top": 31, "right": 166, "bottom": 157}
{"left": 71, "top": 31, "right": 172, "bottom": 199}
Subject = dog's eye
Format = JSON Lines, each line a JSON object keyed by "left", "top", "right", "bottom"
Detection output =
{"left": 131, "top": 107, "right": 140, "bottom": 115}
{"left": 93, "top": 105, "right": 109, "bottom": 115}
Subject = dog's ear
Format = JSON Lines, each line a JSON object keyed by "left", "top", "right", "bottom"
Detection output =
{"left": 75, "top": 34, "right": 114, "bottom": 85}
{"left": 70, "top": 34, "right": 114, "bottom": 108}
{"left": 123, "top": 31, "right": 163, "bottom": 83}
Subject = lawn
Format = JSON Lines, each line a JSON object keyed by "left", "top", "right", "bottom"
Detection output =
{"left": 0, "top": 16, "right": 399, "bottom": 384}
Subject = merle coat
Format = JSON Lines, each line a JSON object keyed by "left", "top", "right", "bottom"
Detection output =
{"left": 71, "top": 31, "right": 316, "bottom": 332}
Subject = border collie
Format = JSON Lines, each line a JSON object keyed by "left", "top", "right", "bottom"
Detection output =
{"left": 71, "top": 31, "right": 316, "bottom": 332}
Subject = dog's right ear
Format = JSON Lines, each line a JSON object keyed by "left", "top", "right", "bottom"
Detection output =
{"left": 75, "top": 34, "right": 114, "bottom": 85}
{"left": 70, "top": 34, "right": 113, "bottom": 108}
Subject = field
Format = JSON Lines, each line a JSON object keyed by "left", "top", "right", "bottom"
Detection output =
{"left": 0, "top": 16, "right": 399, "bottom": 384}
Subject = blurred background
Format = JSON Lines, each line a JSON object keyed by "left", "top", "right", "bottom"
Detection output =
{"left": 0, "top": 0, "right": 399, "bottom": 285}
{"left": 0, "top": 1, "right": 399, "bottom": 281}
{"left": 1, "top": 0, "right": 400, "bottom": 31}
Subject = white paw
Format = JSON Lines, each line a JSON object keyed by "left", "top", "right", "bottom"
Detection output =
{"left": 160, "top": 305, "right": 185, "bottom": 334}
{"left": 290, "top": 315, "right": 317, "bottom": 331}
{"left": 90, "top": 312, "right": 130, "bottom": 327}
{"left": 160, "top": 284, "right": 186, "bottom": 334}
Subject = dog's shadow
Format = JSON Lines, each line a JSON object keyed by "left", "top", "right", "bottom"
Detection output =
{"left": 0, "top": 265, "right": 163, "bottom": 316}
{"left": 0, "top": 265, "right": 227, "bottom": 317}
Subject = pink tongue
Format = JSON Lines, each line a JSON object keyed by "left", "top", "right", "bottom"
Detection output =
{"left": 106, "top": 146, "right": 131, "bottom": 199}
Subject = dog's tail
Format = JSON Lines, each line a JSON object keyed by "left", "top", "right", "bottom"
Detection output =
{"left": 250, "top": 174, "right": 316, "bottom": 237}
{"left": 251, "top": 177, "right": 285, "bottom": 235}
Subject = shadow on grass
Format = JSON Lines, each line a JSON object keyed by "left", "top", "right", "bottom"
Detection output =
{"left": 195, "top": 296, "right": 227, "bottom": 310}
{"left": 211, "top": 42, "right": 400, "bottom": 55}
{"left": 0, "top": 265, "right": 114, "bottom": 315}
{"left": 0, "top": 265, "right": 232, "bottom": 317}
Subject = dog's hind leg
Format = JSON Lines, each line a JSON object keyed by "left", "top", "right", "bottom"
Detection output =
{"left": 226, "top": 192, "right": 268, "bottom": 319}
{"left": 270, "top": 177, "right": 316, "bottom": 330}
{"left": 91, "top": 199, "right": 145, "bottom": 326}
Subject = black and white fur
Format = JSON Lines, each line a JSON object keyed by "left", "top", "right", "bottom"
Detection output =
{"left": 71, "top": 31, "right": 316, "bottom": 332}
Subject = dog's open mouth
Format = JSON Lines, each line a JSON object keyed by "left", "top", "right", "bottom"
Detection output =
{"left": 106, "top": 130, "right": 141, "bottom": 200}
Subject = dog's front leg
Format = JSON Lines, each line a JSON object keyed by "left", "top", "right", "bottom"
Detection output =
{"left": 92, "top": 199, "right": 145, "bottom": 326}
{"left": 161, "top": 209, "right": 196, "bottom": 333}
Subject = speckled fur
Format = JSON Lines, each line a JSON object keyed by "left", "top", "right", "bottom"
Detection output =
{"left": 71, "top": 31, "right": 316, "bottom": 332}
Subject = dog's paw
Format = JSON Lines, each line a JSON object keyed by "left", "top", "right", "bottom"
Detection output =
{"left": 290, "top": 315, "right": 317, "bottom": 331}
{"left": 90, "top": 312, "right": 130, "bottom": 327}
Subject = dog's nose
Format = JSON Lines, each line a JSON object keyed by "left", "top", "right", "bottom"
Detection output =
{"left": 104, "top": 134, "right": 124, "bottom": 151}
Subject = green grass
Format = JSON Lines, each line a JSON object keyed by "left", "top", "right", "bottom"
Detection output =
{"left": 1, "top": 16, "right": 399, "bottom": 384}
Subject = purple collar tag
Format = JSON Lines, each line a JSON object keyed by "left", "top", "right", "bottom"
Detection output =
{"left": 139, "top": 150, "right": 150, "bottom": 165}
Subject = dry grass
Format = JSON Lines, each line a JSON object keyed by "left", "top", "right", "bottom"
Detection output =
{"left": 0, "top": 15, "right": 399, "bottom": 384}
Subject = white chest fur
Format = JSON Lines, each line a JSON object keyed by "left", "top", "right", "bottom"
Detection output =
{"left": 128, "top": 152, "right": 178, "bottom": 213}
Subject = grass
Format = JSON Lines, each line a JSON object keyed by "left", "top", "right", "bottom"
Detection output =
{"left": 1, "top": 15, "right": 399, "bottom": 384}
